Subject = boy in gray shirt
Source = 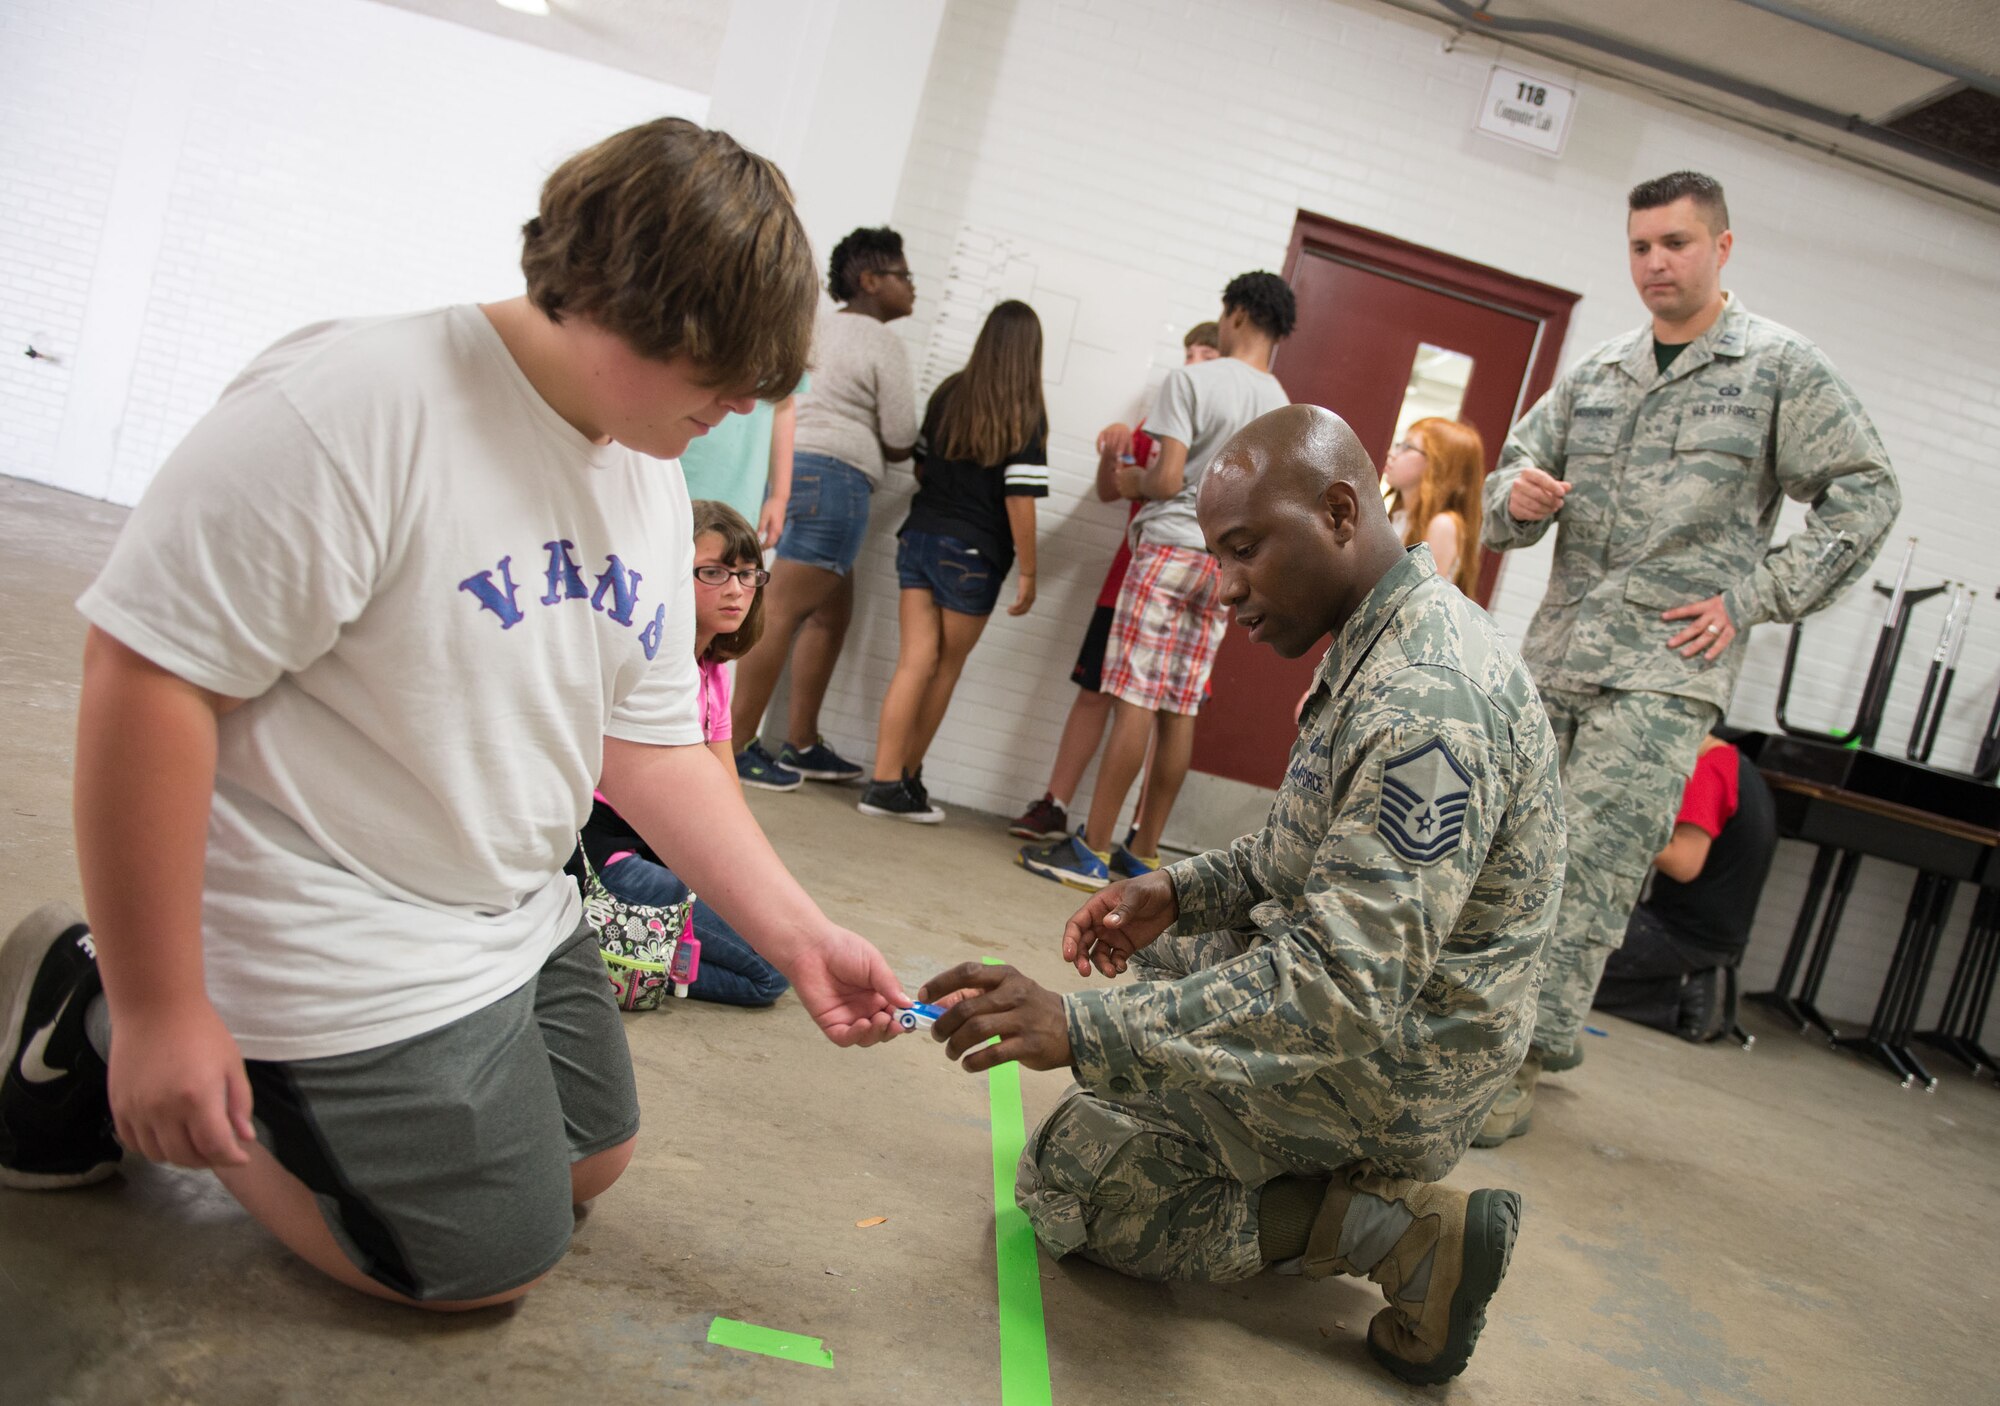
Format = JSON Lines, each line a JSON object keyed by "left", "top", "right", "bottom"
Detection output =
{"left": 1021, "top": 273, "right": 1293, "bottom": 891}
{"left": 1132, "top": 348, "right": 1293, "bottom": 549}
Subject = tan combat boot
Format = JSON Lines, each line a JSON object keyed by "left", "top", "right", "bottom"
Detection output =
{"left": 1471, "top": 1050, "right": 1540, "bottom": 1147}
{"left": 1301, "top": 1169, "right": 1522, "bottom": 1385}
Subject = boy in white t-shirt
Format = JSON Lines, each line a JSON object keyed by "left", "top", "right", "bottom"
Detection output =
{"left": 0, "top": 119, "right": 909, "bottom": 1309}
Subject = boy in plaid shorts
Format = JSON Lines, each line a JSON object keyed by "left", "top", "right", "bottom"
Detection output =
{"left": 1007, "top": 321, "right": 1220, "bottom": 851}
{"left": 1020, "top": 273, "right": 1294, "bottom": 890}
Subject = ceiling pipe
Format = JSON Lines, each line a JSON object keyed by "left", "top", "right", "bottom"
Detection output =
{"left": 1728, "top": 0, "right": 1999, "bottom": 102}
{"left": 1422, "top": 0, "right": 1999, "bottom": 188}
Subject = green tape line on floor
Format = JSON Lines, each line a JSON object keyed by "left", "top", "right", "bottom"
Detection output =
{"left": 706, "top": 1315, "right": 834, "bottom": 1369}
{"left": 984, "top": 956, "right": 1054, "bottom": 1406}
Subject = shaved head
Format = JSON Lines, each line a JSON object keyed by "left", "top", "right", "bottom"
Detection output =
{"left": 1202, "top": 404, "right": 1382, "bottom": 517}
{"left": 1197, "top": 404, "right": 1407, "bottom": 658}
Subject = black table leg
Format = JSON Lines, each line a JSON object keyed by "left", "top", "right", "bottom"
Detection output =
{"left": 1961, "top": 901, "right": 2000, "bottom": 1076}
{"left": 1914, "top": 889, "right": 1983, "bottom": 1064}
{"left": 1750, "top": 844, "right": 1839, "bottom": 1031}
{"left": 1890, "top": 878, "right": 1954, "bottom": 1091}
{"left": 1797, "top": 850, "right": 1864, "bottom": 1040}
{"left": 1833, "top": 871, "right": 1938, "bottom": 1086}
{"left": 1915, "top": 888, "right": 1998, "bottom": 1076}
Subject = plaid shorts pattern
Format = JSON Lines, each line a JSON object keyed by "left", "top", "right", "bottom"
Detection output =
{"left": 1100, "top": 542, "right": 1228, "bottom": 715}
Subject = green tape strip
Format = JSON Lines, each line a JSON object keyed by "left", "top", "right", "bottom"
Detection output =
{"left": 706, "top": 1316, "right": 835, "bottom": 1369}
{"left": 984, "top": 957, "right": 1054, "bottom": 1406}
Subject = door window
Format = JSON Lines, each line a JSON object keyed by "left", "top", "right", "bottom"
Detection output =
{"left": 1390, "top": 343, "right": 1475, "bottom": 453}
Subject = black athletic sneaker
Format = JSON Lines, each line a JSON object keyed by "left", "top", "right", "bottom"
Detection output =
{"left": 857, "top": 774, "right": 945, "bottom": 824}
{"left": 780, "top": 737, "right": 866, "bottom": 783}
{"left": 0, "top": 903, "right": 121, "bottom": 1189}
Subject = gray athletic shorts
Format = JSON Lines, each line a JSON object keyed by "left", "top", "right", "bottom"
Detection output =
{"left": 242, "top": 918, "right": 639, "bottom": 1302}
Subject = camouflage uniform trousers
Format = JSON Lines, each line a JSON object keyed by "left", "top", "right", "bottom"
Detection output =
{"left": 1530, "top": 686, "right": 1718, "bottom": 1057}
{"left": 1018, "top": 928, "right": 1362, "bottom": 1284}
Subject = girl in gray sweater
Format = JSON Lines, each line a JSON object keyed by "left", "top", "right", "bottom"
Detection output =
{"left": 729, "top": 226, "right": 918, "bottom": 790}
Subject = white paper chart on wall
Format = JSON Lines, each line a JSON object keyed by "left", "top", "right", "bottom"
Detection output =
{"left": 919, "top": 224, "right": 1176, "bottom": 435}
{"left": 921, "top": 227, "right": 1034, "bottom": 397}
{"left": 921, "top": 226, "right": 1083, "bottom": 395}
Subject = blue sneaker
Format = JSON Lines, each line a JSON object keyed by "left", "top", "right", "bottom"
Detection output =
{"left": 1109, "top": 842, "right": 1159, "bottom": 880}
{"left": 1016, "top": 829, "right": 1111, "bottom": 892}
{"left": 736, "top": 741, "right": 802, "bottom": 792}
{"left": 780, "top": 736, "right": 865, "bottom": 783}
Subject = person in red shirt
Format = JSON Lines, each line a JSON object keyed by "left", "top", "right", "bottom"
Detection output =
{"left": 1592, "top": 733, "right": 1778, "bottom": 1041}
{"left": 1006, "top": 322, "right": 1219, "bottom": 868}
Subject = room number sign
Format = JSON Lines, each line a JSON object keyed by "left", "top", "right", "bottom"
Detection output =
{"left": 1475, "top": 63, "right": 1576, "bottom": 157}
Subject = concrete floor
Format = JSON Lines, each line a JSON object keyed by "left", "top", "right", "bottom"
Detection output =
{"left": 3, "top": 473, "right": 1997, "bottom": 1406}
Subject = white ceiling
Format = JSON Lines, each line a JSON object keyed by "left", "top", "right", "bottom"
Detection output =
{"left": 1772, "top": 0, "right": 2000, "bottom": 92}
{"left": 366, "top": 0, "right": 727, "bottom": 96}
{"left": 1483, "top": 0, "right": 1959, "bottom": 122}
{"left": 1379, "top": 0, "right": 2000, "bottom": 210}
{"left": 367, "top": 0, "right": 2000, "bottom": 212}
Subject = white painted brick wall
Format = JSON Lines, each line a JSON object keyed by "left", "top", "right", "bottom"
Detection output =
{"left": 0, "top": 0, "right": 147, "bottom": 487}
{"left": 0, "top": 0, "right": 707, "bottom": 504}
{"left": 806, "top": 0, "right": 2000, "bottom": 1034}
{"left": 7, "top": 0, "right": 1999, "bottom": 1039}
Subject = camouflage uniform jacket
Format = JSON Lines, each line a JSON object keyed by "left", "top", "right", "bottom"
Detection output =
{"left": 1481, "top": 294, "right": 1900, "bottom": 711}
{"left": 1063, "top": 548, "right": 1566, "bottom": 1180}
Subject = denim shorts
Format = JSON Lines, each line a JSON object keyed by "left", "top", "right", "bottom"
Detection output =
{"left": 775, "top": 452, "right": 873, "bottom": 574}
{"left": 897, "top": 529, "right": 1003, "bottom": 616}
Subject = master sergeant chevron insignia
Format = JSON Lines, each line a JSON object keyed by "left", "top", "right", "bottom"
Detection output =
{"left": 1378, "top": 738, "right": 1473, "bottom": 865}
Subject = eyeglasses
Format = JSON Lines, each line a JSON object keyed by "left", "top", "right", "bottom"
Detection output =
{"left": 1391, "top": 439, "right": 1427, "bottom": 457}
{"left": 878, "top": 267, "right": 914, "bottom": 285}
{"left": 693, "top": 565, "right": 770, "bottom": 588}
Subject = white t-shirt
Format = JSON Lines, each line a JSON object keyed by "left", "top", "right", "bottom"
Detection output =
{"left": 77, "top": 305, "right": 704, "bottom": 1061}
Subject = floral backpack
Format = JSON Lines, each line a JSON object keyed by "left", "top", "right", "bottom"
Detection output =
{"left": 575, "top": 844, "right": 695, "bottom": 1012}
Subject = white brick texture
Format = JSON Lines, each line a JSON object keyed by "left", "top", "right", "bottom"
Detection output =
{"left": 7, "top": 0, "right": 2000, "bottom": 1033}
{"left": 0, "top": 0, "right": 706, "bottom": 505}
{"left": 0, "top": 0, "right": 147, "bottom": 488}
{"left": 836, "top": 0, "right": 2000, "bottom": 1031}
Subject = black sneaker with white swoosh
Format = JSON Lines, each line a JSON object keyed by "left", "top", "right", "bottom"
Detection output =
{"left": 1, "top": 902, "right": 122, "bottom": 1189}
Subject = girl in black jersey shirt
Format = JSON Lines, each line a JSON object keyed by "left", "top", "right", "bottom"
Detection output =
{"left": 859, "top": 300, "right": 1048, "bottom": 822}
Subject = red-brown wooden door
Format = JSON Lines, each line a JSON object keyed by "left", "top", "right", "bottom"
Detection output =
{"left": 1190, "top": 214, "right": 1580, "bottom": 791}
